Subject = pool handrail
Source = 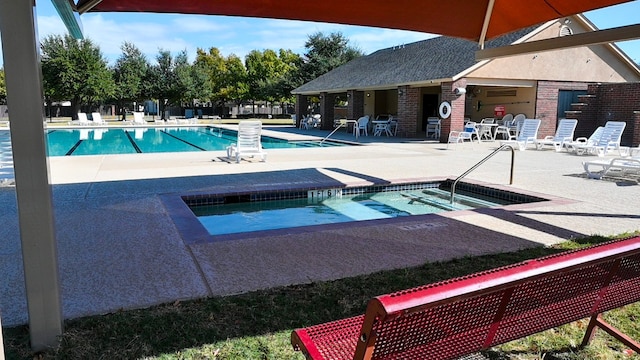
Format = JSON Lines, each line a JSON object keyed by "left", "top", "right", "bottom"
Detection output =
{"left": 450, "top": 144, "right": 515, "bottom": 204}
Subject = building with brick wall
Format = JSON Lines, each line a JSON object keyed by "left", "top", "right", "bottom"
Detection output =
{"left": 292, "top": 14, "right": 640, "bottom": 143}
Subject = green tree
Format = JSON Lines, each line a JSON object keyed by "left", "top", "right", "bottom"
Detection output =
{"left": 147, "top": 49, "right": 182, "bottom": 119}
{"left": 246, "top": 49, "right": 298, "bottom": 114}
{"left": 113, "top": 42, "right": 150, "bottom": 120}
{"left": 222, "top": 54, "right": 249, "bottom": 116}
{"left": 40, "top": 34, "right": 116, "bottom": 118}
{"left": 298, "top": 31, "right": 362, "bottom": 84}
{"left": 176, "top": 51, "right": 211, "bottom": 112}
{"left": 194, "top": 47, "right": 226, "bottom": 104}
{"left": 0, "top": 68, "right": 6, "bottom": 105}
{"left": 271, "top": 49, "right": 302, "bottom": 110}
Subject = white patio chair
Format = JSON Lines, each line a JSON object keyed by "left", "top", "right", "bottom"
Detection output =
{"left": 426, "top": 117, "right": 441, "bottom": 139}
{"left": 310, "top": 114, "right": 322, "bottom": 128}
{"left": 226, "top": 120, "right": 267, "bottom": 163}
{"left": 388, "top": 116, "right": 398, "bottom": 136}
{"left": 534, "top": 118, "right": 578, "bottom": 151}
{"left": 353, "top": 115, "right": 369, "bottom": 137}
{"left": 500, "top": 118, "right": 541, "bottom": 150}
{"left": 478, "top": 118, "right": 496, "bottom": 141}
{"left": 494, "top": 113, "right": 513, "bottom": 140}
{"left": 509, "top": 114, "right": 526, "bottom": 138}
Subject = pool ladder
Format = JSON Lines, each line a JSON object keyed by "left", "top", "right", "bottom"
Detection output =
{"left": 450, "top": 144, "right": 515, "bottom": 204}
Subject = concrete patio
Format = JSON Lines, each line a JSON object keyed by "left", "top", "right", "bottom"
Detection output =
{"left": 0, "top": 125, "right": 638, "bottom": 327}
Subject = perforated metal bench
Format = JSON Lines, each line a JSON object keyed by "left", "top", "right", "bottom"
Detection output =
{"left": 291, "top": 236, "right": 640, "bottom": 360}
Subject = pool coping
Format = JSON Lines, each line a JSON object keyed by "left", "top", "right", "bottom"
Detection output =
{"left": 160, "top": 176, "right": 575, "bottom": 246}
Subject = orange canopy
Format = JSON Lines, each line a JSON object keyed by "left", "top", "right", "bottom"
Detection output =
{"left": 76, "top": 0, "right": 632, "bottom": 42}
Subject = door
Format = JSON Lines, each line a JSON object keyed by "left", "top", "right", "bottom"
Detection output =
{"left": 422, "top": 94, "right": 439, "bottom": 132}
{"left": 557, "top": 90, "right": 587, "bottom": 125}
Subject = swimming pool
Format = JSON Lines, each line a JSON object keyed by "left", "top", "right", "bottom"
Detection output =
{"left": 187, "top": 181, "right": 545, "bottom": 236}
{"left": 46, "top": 126, "right": 346, "bottom": 156}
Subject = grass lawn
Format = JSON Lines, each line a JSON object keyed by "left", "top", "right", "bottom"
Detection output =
{"left": 3, "top": 233, "right": 640, "bottom": 359}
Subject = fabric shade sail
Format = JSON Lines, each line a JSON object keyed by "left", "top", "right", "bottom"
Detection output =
{"left": 76, "top": 0, "right": 633, "bottom": 43}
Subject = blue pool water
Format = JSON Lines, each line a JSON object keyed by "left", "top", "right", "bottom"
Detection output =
{"left": 190, "top": 185, "right": 512, "bottom": 236}
{"left": 46, "top": 126, "right": 345, "bottom": 156}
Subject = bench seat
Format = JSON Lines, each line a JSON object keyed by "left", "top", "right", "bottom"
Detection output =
{"left": 292, "top": 236, "right": 640, "bottom": 360}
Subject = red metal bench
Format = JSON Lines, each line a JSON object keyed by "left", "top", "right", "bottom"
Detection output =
{"left": 291, "top": 236, "right": 640, "bottom": 360}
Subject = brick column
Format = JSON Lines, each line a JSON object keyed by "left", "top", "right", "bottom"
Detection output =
{"left": 397, "top": 85, "right": 420, "bottom": 137}
{"left": 295, "top": 95, "right": 309, "bottom": 128}
{"left": 319, "top": 92, "right": 337, "bottom": 130}
{"left": 441, "top": 79, "right": 467, "bottom": 143}
{"left": 347, "top": 90, "right": 364, "bottom": 119}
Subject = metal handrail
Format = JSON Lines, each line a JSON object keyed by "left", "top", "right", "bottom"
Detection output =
{"left": 450, "top": 144, "right": 515, "bottom": 204}
{"left": 320, "top": 120, "right": 348, "bottom": 144}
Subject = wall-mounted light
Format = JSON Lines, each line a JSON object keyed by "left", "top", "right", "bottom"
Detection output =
{"left": 398, "top": 89, "right": 404, "bottom": 96}
{"left": 346, "top": 93, "right": 351, "bottom": 98}
{"left": 454, "top": 87, "right": 466, "bottom": 95}
{"left": 564, "top": 18, "right": 572, "bottom": 25}
{"left": 366, "top": 93, "right": 370, "bottom": 97}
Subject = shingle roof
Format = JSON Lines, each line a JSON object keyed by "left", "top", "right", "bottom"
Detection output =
{"left": 292, "top": 27, "right": 537, "bottom": 94}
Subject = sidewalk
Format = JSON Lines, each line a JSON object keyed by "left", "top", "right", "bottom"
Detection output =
{"left": 0, "top": 129, "right": 638, "bottom": 326}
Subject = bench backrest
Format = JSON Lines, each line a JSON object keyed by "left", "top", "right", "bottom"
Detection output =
{"left": 353, "top": 236, "right": 640, "bottom": 359}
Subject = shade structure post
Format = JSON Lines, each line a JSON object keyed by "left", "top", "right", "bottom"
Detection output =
{"left": 0, "top": 0, "right": 63, "bottom": 351}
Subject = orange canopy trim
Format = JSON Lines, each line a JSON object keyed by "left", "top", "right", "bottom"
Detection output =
{"left": 76, "top": 0, "right": 632, "bottom": 41}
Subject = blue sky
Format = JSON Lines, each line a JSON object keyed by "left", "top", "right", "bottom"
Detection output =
{"left": 1, "top": 1, "right": 639, "bottom": 66}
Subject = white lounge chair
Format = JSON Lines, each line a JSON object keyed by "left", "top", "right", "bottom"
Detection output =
{"left": 570, "top": 121, "right": 626, "bottom": 157}
{"left": 583, "top": 157, "right": 640, "bottom": 179}
{"left": 91, "top": 112, "right": 107, "bottom": 125}
{"left": 226, "top": 120, "right": 267, "bottom": 163}
{"left": 447, "top": 122, "right": 478, "bottom": 148}
{"left": 534, "top": 118, "right": 578, "bottom": 151}
{"left": 565, "top": 126, "right": 604, "bottom": 154}
{"left": 500, "top": 118, "right": 541, "bottom": 150}
{"left": 69, "top": 112, "right": 91, "bottom": 126}
{"left": 132, "top": 112, "right": 146, "bottom": 125}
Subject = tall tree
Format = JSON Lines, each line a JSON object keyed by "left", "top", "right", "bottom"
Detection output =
{"left": 113, "top": 42, "right": 150, "bottom": 120}
{"left": 298, "top": 31, "right": 362, "bottom": 84}
{"left": 246, "top": 49, "right": 295, "bottom": 113}
{"left": 222, "top": 54, "right": 249, "bottom": 116}
{"left": 40, "top": 34, "right": 115, "bottom": 118}
{"left": 0, "top": 68, "right": 6, "bottom": 105}
{"left": 176, "top": 51, "right": 210, "bottom": 112}
{"left": 194, "top": 47, "right": 226, "bottom": 104}
{"left": 147, "top": 49, "right": 182, "bottom": 119}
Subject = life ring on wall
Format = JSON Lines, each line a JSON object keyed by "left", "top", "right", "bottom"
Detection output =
{"left": 438, "top": 101, "right": 452, "bottom": 119}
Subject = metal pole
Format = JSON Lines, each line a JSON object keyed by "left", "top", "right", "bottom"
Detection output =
{"left": 0, "top": 0, "right": 63, "bottom": 350}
